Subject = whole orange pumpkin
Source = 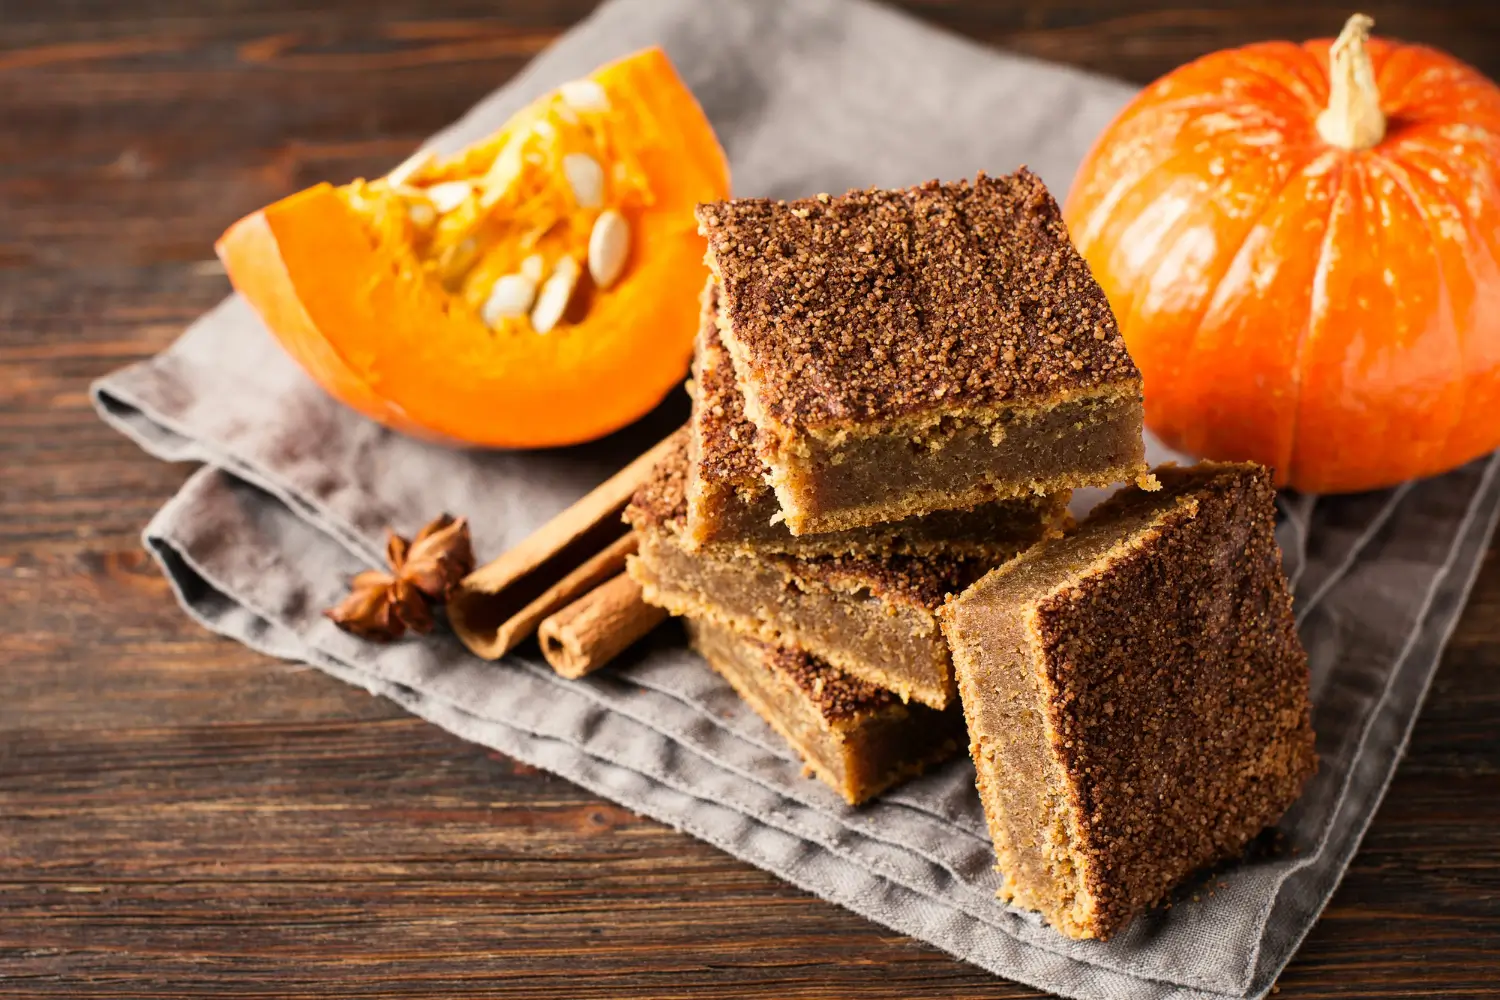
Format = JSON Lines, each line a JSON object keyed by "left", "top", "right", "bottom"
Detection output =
{"left": 1065, "top": 15, "right": 1500, "bottom": 493}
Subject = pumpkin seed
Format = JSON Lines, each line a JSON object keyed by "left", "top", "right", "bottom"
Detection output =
{"left": 387, "top": 148, "right": 435, "bottom": 187}
{"left": 559, "top": 79, "right": 610, "bottom": 113}
{"left": 520, "top": 254, "right": 546, "bottom": 284}
{"left": 406, "top": 200, "right": 437, "bottom": 229}
{"left": 438, "top": 237, "right": 480, "bottom": 289}
{"left": 531, "top": 257, "right": 580, "bottom": 334}
{"left": 562, "top": 153, "right": 605, "bottom": 209}
{"left": 425, "top": 180, "right": 473, "bottom": 214}
{"left": 588, "top": 209, "right": 630, "bottom": 289}
{"left": 481, "top": 274, "right": 538, "bottom": 327}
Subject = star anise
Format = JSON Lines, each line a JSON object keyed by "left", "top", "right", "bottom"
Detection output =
{"left": 324, "top": 513, "right": 473, "bottom": 642}
{"left": 325, "top": 570, "right": 405, "bottom": 641}
{"left": 393, "top": 514, "right": 475, "bottom": 602}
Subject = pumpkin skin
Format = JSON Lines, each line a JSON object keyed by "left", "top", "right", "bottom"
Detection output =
{"left": 1064, "top": 22, "right": 1500, "bottom": 492}
{"left": 218, "top": 48, "right": 729, "bottom": 449}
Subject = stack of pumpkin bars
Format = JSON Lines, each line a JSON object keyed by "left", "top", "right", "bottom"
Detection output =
{"left": 624, "top": 169, "right": 1318, "bottom": 942}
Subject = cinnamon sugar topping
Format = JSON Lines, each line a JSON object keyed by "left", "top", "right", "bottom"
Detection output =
{"left": 692, "top": 281, "right": 765, "bottom": 491}
{"left": 696, "top": 169, "right": 1138, "bottom": 431}
{"left": 761, "top": 641, "right": 897, "bottom": 720}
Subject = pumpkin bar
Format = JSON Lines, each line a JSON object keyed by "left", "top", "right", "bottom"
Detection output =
{"left": 697, "top": 168, "right": 1149, "bottom": 536}
{"left": 626, "top": 432, "right": 1019, "bottom": 710}
{"left": 686, "top": 618, "right": 965, "bottom": 805}
{"left": 687, "top": 280, "right": 1068, "bottom": 557}
{"left": 940, "top": 462, "right": 1317, "bottom": 941}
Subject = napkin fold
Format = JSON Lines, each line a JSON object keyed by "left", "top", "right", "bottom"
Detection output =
{"left": 93, "top": 1, "right": 1500, "bottom": 997}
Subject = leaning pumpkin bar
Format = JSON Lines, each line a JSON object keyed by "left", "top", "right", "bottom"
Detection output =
{"left": 697, "top": 169, "right": 1148, "bottom": 536}
{"left": 940, "top": 462, "right": 1317, "bottom": 941}
{"left": 219, "top": 48, "right": 728, "bottom": 449}
{"left": 626, "top": 431, "right": 1036, "bottom": 710}
{"left": 686, "top": 619, "right": 965, "bottom": 805}
{"left": 687, "top": 280, "right": 1069, "bottom": 557}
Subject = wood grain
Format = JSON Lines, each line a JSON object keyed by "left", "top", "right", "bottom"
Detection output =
{"left": 3, "top": 1, "right": 1499, "bottom": 996}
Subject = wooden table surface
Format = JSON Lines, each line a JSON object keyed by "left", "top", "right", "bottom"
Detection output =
{"left": 6, "top": 1, "right": 1500, "bottom": 996}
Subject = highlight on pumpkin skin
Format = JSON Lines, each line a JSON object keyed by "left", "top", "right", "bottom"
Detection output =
{"left": 1064, "top": 14, "right": 1500, "bottom": 494}
{"left": 217, "top": 48, "right": 730, "bottom": 449}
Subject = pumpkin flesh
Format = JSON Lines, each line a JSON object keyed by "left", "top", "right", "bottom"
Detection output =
{"left": 1066, "top": 28, "right": 1500, "bottom": 492}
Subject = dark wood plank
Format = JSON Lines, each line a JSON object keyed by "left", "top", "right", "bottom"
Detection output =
{"left": 3, "top": 1, "right": 1498, "bottom": 996}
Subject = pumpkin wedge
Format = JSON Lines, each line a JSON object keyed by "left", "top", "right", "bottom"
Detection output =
{"left": 218, "top": 48, "right": 729, "bottom": 449}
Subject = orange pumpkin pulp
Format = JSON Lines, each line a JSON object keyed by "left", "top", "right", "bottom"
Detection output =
{"left": 1065, "top": 15, "right": 1500, "bottom": 492}
{"left": 218, "top": 48, "right": 730, "bottom": 449}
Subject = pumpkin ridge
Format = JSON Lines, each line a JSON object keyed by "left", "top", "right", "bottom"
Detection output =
{"left": 1141, "top": 147, "right": 1329, "bottom": 460}
{"left": 1368, "top": 152, "right": 1471, "bottom": 472}
{"left": 1143, "top": 49, "right": 1326, "bottom": 140}
{"left": 1286, "top": 157, "right": 1350, "bottom": 487}
{"left": 1103, "top": 159, "right": 1206, "bottom": 351}
{"left": 1098, "top": 118, "right": 1311, "bottom": 308}
{"left": 1069, "top": 54, "right": 1319, "bottom": 254}
{"left": 1222, "top": 44, "right": 1333, "bottom": 118}
{"left": 1400, "top": 120, "right": 1500, "bottom": 162}
{"left": 1072, "top": 45, "right": 1330, "bottom": 261}
{"left": 1378, "top": 50, "right": 1494, "bottom": 120}
{"left": 1372, "top": 50, "right": 1439, "bottom": 115}
{"left": 1067, "top": 114, "right": 1209, "bottom": 252}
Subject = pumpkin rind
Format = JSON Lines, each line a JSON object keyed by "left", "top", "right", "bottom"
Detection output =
{"left": 1066, "top": 31, "right": 1500, "bottom": 492}
{"left": 217, "top": 48, "right": 729, "bottom": 450}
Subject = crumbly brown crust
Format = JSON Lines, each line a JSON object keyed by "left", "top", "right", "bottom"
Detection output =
{"left": 1033, "top": 463, "right": 1315, "bottom": 938}
{"left": 624, "top": 429, "right": 693, "bottom": 532}
{"left": 942, "top": 461, "right": 1316, "bottom": 941}
{"left": 696, "top": 169, "right": 1138, "bottom": 433}
{"left": 693, "top": 280, "right": 764, "bottom": 493}
{"left": 628, "top": 429, "right": 994, "bottom": 611}
{"left": 765, "top": 643, "right": 895, "bottom": 720}
{"left": 751, "top": 631, "right": 896, "bottom": 721}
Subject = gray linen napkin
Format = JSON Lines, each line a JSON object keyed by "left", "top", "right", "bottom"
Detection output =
{"left": 91, "top": 0, "right": 1500, "bottom": 997}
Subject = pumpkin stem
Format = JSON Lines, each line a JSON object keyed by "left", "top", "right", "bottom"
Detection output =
{"left": 1316, "top": 14, "right": 1386, "bottom": 151}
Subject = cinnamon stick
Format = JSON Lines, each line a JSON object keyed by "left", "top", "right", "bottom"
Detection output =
{"left": 466, "top": 531, "right": 636, "bottom": 657}
{"left": 538, "top": 572, "right": 667, "bottom": 679}
{"left": 448, "top": 432, "right": 676, "bottom": 660}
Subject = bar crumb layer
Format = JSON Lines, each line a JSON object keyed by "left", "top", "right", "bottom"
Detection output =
{"left": 686, "top": 618, "right": 965, "bottom": 805}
